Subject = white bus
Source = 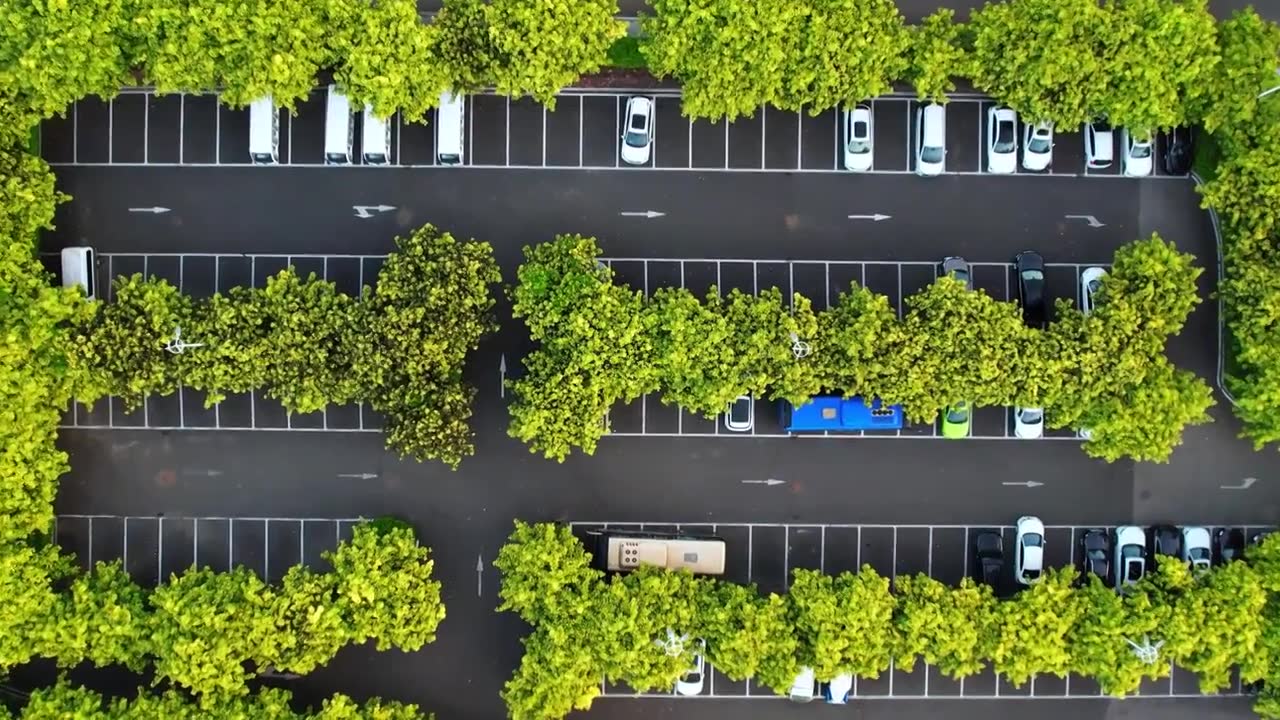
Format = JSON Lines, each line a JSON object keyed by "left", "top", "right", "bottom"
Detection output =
{"left": 589, "top": 529, "right": 726, "bottom": 576}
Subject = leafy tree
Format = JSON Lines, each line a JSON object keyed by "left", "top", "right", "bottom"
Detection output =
{"left": 813, "top": 283, "right": 901, "bottom": 398}
{"left": 431, "top": 0, "right": 500, "bottom": 93}
{"left": 495, "top": 521, "right": 604, "bottom": 625}
{"left": 484, "top": 0, "right": 626, "bottom": 105}
{"left": 650, "top": 288, "right": 743, "bottom": 413}
{"left": 331, "top": 0, "right": 450, "bottom": 124}
{"left": 694, "top": 582, "right": 797, "bottom": 683}
{"left": 46, "top": 560, "right": 151, "bottom": 671}
{"left": 262, "top": 566, "right": 348, "bottom": 676}
{"left": 595, "top": 569, "right": 708, "bottom": 690}
{"left": 892, "top": 574, "right": 996, "bottom": 679}
{"left": 1195, "top": 9, "right": 1280, "bottom": 136}
{"left": 325, "top": 524, "right": 445, "bottom": 651}
{"left": 0, "top": 542, "right": 72, "bottom": 668}
{"left": 1066, "top": 576, "right": 1171, "bottom": 695}
{"left": 988, "top": 567, "right": 1081, "bottom": 686}
{"left": 1166, "top": 560, "right": 1267, "bottom": 693}
{"left": 134, "top": 0, "right": 335, "bottom": 108}
{"left": 1077, "top": 357, "right": 1213, "bottom": 462}
{"left": 1098, "top": 0, "right": 1219, "bottom": 133}
{"left": 779, "top": 0, "right": 910, "bottom": 111}
{"left": 1105, "top": 233, "right": 1203, "bottom": 337}
{"left": 969, "top": 0, "right": 1109, "bottom": 126}
{"left": 907, "top": 9, "right": 968, "bottom": 103}
{"left": 71, "top": 274, "right": 192, "bottom": 410}
{"left": 502, "top": 626, "right": 601, "bottom": 720}
{"left": 788, "top": 568, "right": 895, "bottom": 680}
{"left": 0, "top": 0, "right": 133, "bottom": 136}
{"left": 727, "top": 289, "right": 821, "bottom": 407}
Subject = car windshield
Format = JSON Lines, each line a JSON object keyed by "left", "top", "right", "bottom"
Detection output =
{"left": 1131, "top": 142, "right": 1152, "bottom": 159}
{"left": 624, "top": 128, "right": 648, "bottom": 148}
{"left": 950, "top": 269, "right": 970, "bottom": 286}
{"left": 921, "top": 146, "right": 943, "bottom": 164}
{"left": 1191, "top": 548, "right": 1210, "bottom": 561}
{"left": 1087, "top": 548, "right": 1106, "bottom": 560}
{"left": 1087, "top": 279, "right": 1102, "bottom": 296}
{"left": 994, "top": 123, "right": 1015, "bottom": 153}
{"left": 1024, "top": 568, "right": 1041, "bottom": 580}
{"left": 1023, "top": 533, "right": 1043, "bottom": 547}
{"left": 947, "top": 403, "right": 969, "bottom": 422}
{"left": 1021, "top": 269, "right": 1043, "bottom": 282}
{"left": 1020, "top": 408, "right": 1043, "bottom": 423}
{"left": 1029, "top": 135, "right": 1050, "bottom": 153}
{"left": 1122, "top": 545, "right": 1142, "bottom": 558}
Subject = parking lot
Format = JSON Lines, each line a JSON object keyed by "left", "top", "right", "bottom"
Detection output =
{"left": 53, "top": 514, "right": 367, "bottom": 585}
{"left": 53, "top": 252, "right": 384, "bottom": 433}
{"left": 600, "top": 256, "right": 1102, "bottom": 441}
{"left": 41, "top": 89, "right": 1190, "bottom": 178}
{"left": 570, "top": 521, "right": 1268, "bottom": 701}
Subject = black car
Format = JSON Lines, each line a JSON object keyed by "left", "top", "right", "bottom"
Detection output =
{"left": 1214, "top": 528, "right": 1245, "bottom": 566}
{"left": 972, "top": 530, "right": 1004, "bottom": 589}
{"left": 1015, "top": 250, "right": 1047, "bottom": 328}
{"left": 1163, "top": 127, "right": 1193, "bottom": 176}
{"left": 1079, "top": 529, "right": 1112, "bottom": 586}
{"left": 1147, "top": 524, "right": 1183, "bottom": 566}
{"left": 942, "top": 256, "right": 972, "bottom": 290}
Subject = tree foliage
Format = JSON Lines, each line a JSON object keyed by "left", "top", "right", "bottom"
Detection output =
{"left": 907, "top": 9, "right": 968, "bottom": 103}
{"left": 331, "top": 0, "right": 448, "bottom": 124}
{"left": 484, "top": 0, "right": 626, "bottom": 105}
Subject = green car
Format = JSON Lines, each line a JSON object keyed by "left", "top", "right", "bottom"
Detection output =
{"left": 942, "top": 401, "right": 971, "bottom": 438}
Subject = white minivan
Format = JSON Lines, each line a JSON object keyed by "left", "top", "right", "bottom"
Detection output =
{"left": 362, "top": 105, "right": 391, "bottom": 165}
{"left": 60, "top": 246, "right": 96, "bottom": 299}
{"left": 915, "top": 103, "right": 946, "bottom": 176}
{"left": 324, "top": 85, "right": 353, "bottom": 165}
{"left": 248, "top": 96, "right": 279, "bottom": 165}
{"left": 436, "top": 92, "right": 465, "bottom": 166}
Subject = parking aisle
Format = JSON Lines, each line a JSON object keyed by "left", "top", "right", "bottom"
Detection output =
{"left": 53, "top": 514, "right": 367, "bottom": 584}
{"left": 601, "top": 257, "right": 1101, "bottom": 443}
{"left": 43, "top": 89, "right": 1193, "bottom": 180}
{"left": 572, "top": 521, "right": 1269, "bottom": 701}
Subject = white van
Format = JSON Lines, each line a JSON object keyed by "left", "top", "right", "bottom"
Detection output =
{"left": 362, "top": 105, "right": 391, "bottom": 165}
{"left": 61, "top": 247, "right": 96, "bottom": 299}
{"left": 324, "top": 85, "right": 353, "bottom": 165}
{"left": 436, "top": 92, "right": 465, "bottom": 166}
{"left": 248, "top": 96, "right": 279, "bottom": 165}
{"left": 915, "top": 103, "right": 946, "bottom": 176}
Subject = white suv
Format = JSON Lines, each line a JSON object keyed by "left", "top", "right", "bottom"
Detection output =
{"left": 986, "top": 106, "right": 1018, "bottom": 174}
{"left": 620, "top": 97, "right": 654, "bottom": 165}
{"left": 1084, "top": 120, "right": 1114, "bottom": 169}
{"left": 916, "top": 103, "right": 946, "bottom": 176}
{"left": 1022, "top": 121, "right": 1053, "bottom": 171}
{"left": 1015, "top": 516, "right": 1045, "bottom": 585}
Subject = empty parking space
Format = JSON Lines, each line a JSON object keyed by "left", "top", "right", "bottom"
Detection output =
{"left": 578, "top": 521, "right": 1268, "bottom": 701}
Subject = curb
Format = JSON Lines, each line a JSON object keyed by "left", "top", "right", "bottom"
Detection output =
{"left": 1191, "top": 170, "right": 1236, "bottom": 407}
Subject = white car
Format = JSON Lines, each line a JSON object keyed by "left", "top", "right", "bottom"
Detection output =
{"left": 620, "top": 96, "right": 653, "bottom": 165}
{"left": 1022, "top": 121, "right": 1054, "bottom": 171}
{"left": 1084, "top": 120, "right": 1114, "bottom": 169}
{"left": 823, "top": 673, "right": 853, "bottom": 704}
{"left": 1015, "top": 515, "right": 1045, "bottom": 585}
{"left": 1013, "top": 406, "right": 1044, "bottom": 439}
{"left": 1182, "top": 526, "right": 1212, "bottom": 574}
{"left": 724, "top": 394, "right": 753, "bottom": 432}
{"left": 1115, "top": 525, "right": 1147, "bottom": 589}
{"left": 986, "top": 106, "right": 1018, "bottom": 174}
{"left": 674, "top": 639, "right": 706, "bottom": 696}
{"left": 788, "top": 666, "right": 815, "bottom": 703}
{"left": 915, "top": 103, "right": 946, "bottom": 177}
{"left": 1122, "top": 127, "right": 1154, "bottom": 177}
{"left": 844, "top": 105, "right": 873, "bottom": 171}
{"left": 1080, "top": 267, "right": 1106, "bottom": 316}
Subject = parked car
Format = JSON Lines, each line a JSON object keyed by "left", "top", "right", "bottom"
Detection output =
{"left": 1122, "top": 127, "right": 1154, "bottom": 177}
{"left": 1079, "top": 529, "right": 1112, "bottom": 586}
{"left": 620, "top": 96, "right": 654, "bottom": 165}
{"left": 1115, "top": 526, "right": 1147, "bottom": 588}
{"left": 941, "top": 256, "right": 971, "bottom": 289}
{"left": 942, "top": 400, "right": 971, "bottom": 439}
{"left": 1081, "top": 266, "right": 1106, "bottom": 315}
{"left": 724, "top": 395, "right": 753, "bottom": 433}
{"left": 789, "top": 666, "right": 816, "bottom": 703}
{"left": 987, "top": 106, "right": 1018, "bottom": 174}
{"left": 1022, "top": 121, "right": 1053, "bottom": 171}
{"left": 844, "top": 105, "right": 874, "bottom": 172}
{"left": 1084, "top": 119, "right": 1114, "bottom": 169}
{"left": 674, "top": 639, "right": 706, "bottom": 696}
{"left": 1214, "top": 527, "right": 1245, "bottom": 566}
{"left": 1147, "top": 524, "right": 1184, "bottom": 566}
{"left": 973, "top": 530, "right": 1004, "bottom": 588}
{"left": 1013, "top": 406, "right": 1044, "bottom": 439}
{"left": 1015, "top": 516, "right": 1045, "bottom": 585}
{"left": 823, "top": 673, "right": 853, "bottom": 704}
{"left": 1016, "top": 250, "right": 1047, "bottom": 328}
{"left": 1164, "top": 126, "right": 1193, "bottom": 175}
{"left": 1181, "top": 526, "right": 1212, "bottom": 574}
{"left": 916, "top": 103, "right": 947, "bottom": 176}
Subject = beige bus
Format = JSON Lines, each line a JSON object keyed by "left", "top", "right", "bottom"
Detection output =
{"left": 589, "top": 530, "right": 726, "bottom": 576}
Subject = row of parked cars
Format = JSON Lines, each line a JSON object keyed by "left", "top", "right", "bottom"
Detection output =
{"left": 975, "top": 519, "right": 1261, "bottom": 592}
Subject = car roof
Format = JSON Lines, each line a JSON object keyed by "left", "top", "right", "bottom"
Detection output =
{"left": 993, "top": 107, "right": 1016, "bottom": 121}
{"left": 628, "top": 97, "right": 652, "bottom": 112}
{"left": 921, "top": 104, "right": 945, "bottom": 141}
{"left": 1016, "top": 250, "right": 1043, "bottom": 269}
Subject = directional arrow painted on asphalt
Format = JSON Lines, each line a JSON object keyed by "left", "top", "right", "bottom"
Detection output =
{"left": 353, "top": 204, "right": 396, "bottom": 219}
{"left": 499, "top": 354, "right": 507, "bottom": 398}
{"left": 337, "top": 472, "right": 379, "bottom": 480}
{"left": 847, "top": 214, "right": 892, "bottom": 221}
{"left": 476, "top": 554, "right": 485, "bottom": 597}
{"left": 742, "top": 478, "right": 785, "bottom": 486}
{"left": 1001, "top": 480, "right": 1044, "bottom": 488}
{"left": 1220, "top": 477, "right": 1258, "bottom": 490}
{"left": 619, "top": 210, "right": 665, "bottom": 219}
{"left": 1064, "top": 214, "right": 1105, "bottom": 228}
{"left": 128, "top": 206, "right": 171, "bottom": 214}
{"left": 182, "top": 468, "right": 223, "bottom": 478}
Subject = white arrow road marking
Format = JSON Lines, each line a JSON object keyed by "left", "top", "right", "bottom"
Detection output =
{"left": 499, "top": 354, "right": 507, "bottom": 399}
{"left": 619, "top": 210, "right": 665, "bottom": 219}
{"left": 1220, "top": 477, "right": 1258, "bottom": 490}
{"left": 847, "top": 214, "right": 892, "bottom": 221}
{"left": 128, "top": 206, "right": 170, "bottom": 214}
{"left": 181, "top": 468, "right": 223, "bottom": 478}
{"left": 741, "top": 479, "right": 785, "bottom": 486}
{"left": 476, "top": 554, "right": 484, "bottom": 597}
{"left": 1001, "top": 480, "right": 1044, "bottom": 488}
{"left": 353, "top": 205, "right": 396, "bottom": 219}
{"left": 1064, "top": 214, "right": 1105, "bottom": 228}
{"left": 337, "top": 472, "right": 379, "bottom": 480}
